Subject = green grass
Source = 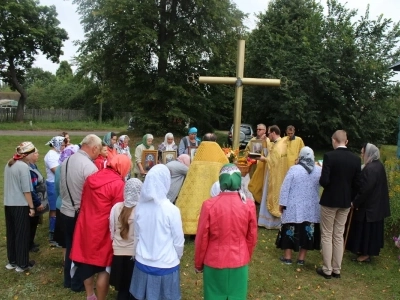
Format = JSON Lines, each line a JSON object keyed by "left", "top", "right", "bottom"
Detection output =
{"left": 0, "top": 135, "right": 399, "bottom": 299}
{"left": 0, "top": 121, "right": 125, "bottom": 131}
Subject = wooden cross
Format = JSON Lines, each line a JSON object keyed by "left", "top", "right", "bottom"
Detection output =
{"left": 199, "top": 40, "right": 281, "bottom": 150}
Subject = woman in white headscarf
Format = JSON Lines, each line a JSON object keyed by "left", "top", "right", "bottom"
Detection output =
{"left": 109, "top": 178, "right": 143, "bottom": 300}
{"left": 158, "top": 132, "right": 178, "bottom": 161}
{"left": 346, "top": 143, "right": 390, "bottom": 262}
{"left": 130, "top": 164, "right": 184, "bottom": 300}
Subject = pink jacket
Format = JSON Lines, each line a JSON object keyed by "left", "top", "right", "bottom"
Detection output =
{"left": 195, "top": 192, "right": 257, "bottom": 270}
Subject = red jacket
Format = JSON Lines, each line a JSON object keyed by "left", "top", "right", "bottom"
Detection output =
{"left": 94, "top": 155, "right": 107, "bottom": 170}
{"left": 70, "top": 168, "right": 124, "bottom": 267}
{"left": 194, "top": 192, "right": 257, "bottom": 270}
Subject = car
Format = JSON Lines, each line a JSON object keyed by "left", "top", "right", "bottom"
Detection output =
{"left": 227, "top": 123, "right": 254, "bottom": 148}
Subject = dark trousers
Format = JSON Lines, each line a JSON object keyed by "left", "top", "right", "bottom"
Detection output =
{"left": 61, "top": 212, "right": 84, "bottom": 292}
{"left": 117, "top": 290, "right": 137, "bottom": 300}
{"left": 5, "top": 206, "right": 30, "bottom": 267}
{"left": 29, "top": 215, "right": 39, "bottom": 248}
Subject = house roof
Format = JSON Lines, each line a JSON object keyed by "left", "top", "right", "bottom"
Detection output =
{"left": 389, "top": 62, "right": 400, "bottom": 71}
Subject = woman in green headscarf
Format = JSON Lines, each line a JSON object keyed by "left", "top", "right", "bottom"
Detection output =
{"left": 133, "top": 134, "right": 154, "bottom": 180}
{"left": 195, "top": 163, "right": 258, "bottom": 300}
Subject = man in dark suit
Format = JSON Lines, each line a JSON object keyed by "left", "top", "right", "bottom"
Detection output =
{"left": 316, "top": 130, "right": 361, "bottom": 279}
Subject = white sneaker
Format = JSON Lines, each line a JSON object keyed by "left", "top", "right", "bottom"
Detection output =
{"left": 5, "top": 263, "right": 17, "bottom": 270}
{"left": 15, "top": 260, "right": 35, "bottom": 273}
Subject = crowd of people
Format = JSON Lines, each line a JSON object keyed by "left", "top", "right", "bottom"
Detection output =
{"left": 3, "top": 125, "right": 392, "bottom": 299}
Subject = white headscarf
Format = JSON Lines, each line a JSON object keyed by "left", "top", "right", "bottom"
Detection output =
{"left": 363, "top": 143, "right": 380, "bottom": 165}
{"left": 164, "top": 132, "right": 175, "bottom": 151}
{"left": 109, "top": 178, "right": 143, "bottom": 240}
{"left": 210, "top": 181, "right": 221, "bottom": 197}
{"left": 140, "top": 164, "right": 171, "bottom": 204}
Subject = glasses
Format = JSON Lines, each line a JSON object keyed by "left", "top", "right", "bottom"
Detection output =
{"left": 257, "top": 128, "right": 265, "bottom": 131}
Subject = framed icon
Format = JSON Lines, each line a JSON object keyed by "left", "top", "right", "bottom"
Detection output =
{"left": 188, "top": 146, "right": 198, "bottom": 162}
{"left": 251, "top": 139, "right": 263, "bottom": 154}
{"left": 142, "top": 150, "right": 158, "bottom": 171}
{"left": 162, "top": 150, "right": 177, "bottom": 164}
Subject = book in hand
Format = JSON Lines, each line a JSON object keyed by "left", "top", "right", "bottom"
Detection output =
{"left": 248, "top": 152, "right": 261, "bottom": 158}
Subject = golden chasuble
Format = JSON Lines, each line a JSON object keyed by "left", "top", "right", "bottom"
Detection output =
{"left": 175, "top": 141, "right": 228, "bottom": 234}
{"left": 266, "top": 138, "right": 289, "bottom": 217}
{"left": 248, "top": 138, "right": 271, "bottom": 203}
{"left": 286, "top": 136, "right": 305, "bottom": 168}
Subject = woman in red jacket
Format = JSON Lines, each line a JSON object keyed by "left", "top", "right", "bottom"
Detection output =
{"left": 195, "top": 163, "right": 258, "bottom": 300}
{"left": 70, "top": 154, "right": 131, "bottom": 300}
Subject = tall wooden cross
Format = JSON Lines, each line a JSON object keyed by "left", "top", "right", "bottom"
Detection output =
{"left": 199, "top": 40, "right": 281, "bottom": 150}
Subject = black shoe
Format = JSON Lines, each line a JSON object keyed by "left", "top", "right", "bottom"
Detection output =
{"left": 29, "top": 246, "right": 39, "bottom": 253}
{"left": 316, "top": 267, "right": 331, "bottom": 279}
{"left": 279, "top": 256, "right": 292, "bottom": 265}
{"left": 297, "top": 260, "right": 305, "bottom": 266}
{"left": 332, "top": 272, "right": 341, "bottom": 279}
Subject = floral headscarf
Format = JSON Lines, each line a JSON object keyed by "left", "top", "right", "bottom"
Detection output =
{"left": 109, "top": 178, "right": 142, "bottom": 240}
{"left": 46, "top": 136, "right": 65, "bottom": 153}
{"left": 58, "top": 145, "right": 79, "bottom": 164}
{"left": 141, "top": 134, "right": 154, "bottom": 149}
{"left": 13, "top": 141, "right": 36, "bottom": 160}
{"left": 107, "top": 154, "right": 132, "bottom": 180}
{"left": 297, "top": 146, "right": 315, "bottom": 174}
{"left": 118, "top": 135, "right": 129, "bottom": 150}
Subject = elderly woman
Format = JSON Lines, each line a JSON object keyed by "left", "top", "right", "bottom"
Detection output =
{"left": 275, "top": 146, "right": 322, "bottom": 265}
{"left": 44, "top": 136, "right": 65, "bottom": 245}
{"left": 158, "top": 132, "right": 178, "bottom": 160}
{"left": 4, "top": 142, "right": 37, "bottom": 272}
{"left": 178, "top": 127, "right": 200, "bottom": 155}
{"left": 103, "top": 132, "right": 118, "bottom": 161}
{"left": 134, "top": 134, "right": 154, "bottom": 180}
{"left": 115, "top": 135, "right": 132, "bottom": 158}
{"left": 109, "top": 178, "right": 142, "bottom": 300}
{"left": 130, "top": 164, "right": 184, "bottom": 300}
{"left": 195, "top": 164, "right": 257, "bottom": 300}
{"left": 166, "top": 154, "right": 190, "bottom": 203}
{"left": 70, "top": 154, "right": 131, "bottom": 300}
{"left": 346, "top": 143, "right": 390, "bottom": 262}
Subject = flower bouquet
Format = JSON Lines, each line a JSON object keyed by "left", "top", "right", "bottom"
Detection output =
{"left": 222, "top": 147, "right": 239, "bottom": 163}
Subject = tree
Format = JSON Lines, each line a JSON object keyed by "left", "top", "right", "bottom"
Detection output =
{"left": 73, "top": 0, "right": 247, "bottom": 132}
{"left": 244, "top": 0, "right": 400, "bottom": 147}
{"left": 0, "top": 0, "right": 68, "bottom": 121}
{"left": 56, "top": 61, "right": 73, "bottom": 79}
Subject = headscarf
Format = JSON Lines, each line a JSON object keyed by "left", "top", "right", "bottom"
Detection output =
{"left": 13, "top": 141, "right": 37, "bottom": 160}
{"left": 106, "top": 154, "right": 132, "bottom": 179}
{"left": 58, "top": 145, "right": 79, "bottom": 164}
{"left": 363, "top": 143, "right": 380, "bottom": 165}
{"left": 103, "top": 132, "right": 116, "bottom": 148}
{"left": 163, "top": 133, "right": 175, "bottom": 151}
{"left": 118, "top": 135, "right": 129, "bottom": 150}
{"left": 210, "top": 181, "right": 221, "bottom": 197}
{"left": 219, "top": 163, "right": 246, "bottom": 202}
{"left": 188, "top": 127, "right": 197, "bottom": 134}
{"left": 140, "top": 134, "right": 154, "bottom": 149}
{"left": 297, "top": 146, "right": 315, "bottom": 174}
{"left": 177, "top": 154, "right": 191, "bottom": 167}
{"left": 109, "top": 178, "right": 142, "bottom": 240}
{"left": 46, "top": 136, "right": 65, "bottom": 153}
{"left": 139, "top": 164, "right": 171, "bottom": 205}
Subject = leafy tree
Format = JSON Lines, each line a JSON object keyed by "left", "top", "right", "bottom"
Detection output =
{"left": 244, "top": 0, "right": 400, "bottom": 147}
{"left": 73, "top": 0, "right": 247, "bottom": 133}
{"left": 0, "top": 0, "right": 68, "bottom": 120}
{"left": 56, "top": 61, "right": 73, "bottom": 79}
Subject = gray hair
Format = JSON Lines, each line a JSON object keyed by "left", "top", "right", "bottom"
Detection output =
{"left": 81, "top": 134, "right": 102, "bottom": 148}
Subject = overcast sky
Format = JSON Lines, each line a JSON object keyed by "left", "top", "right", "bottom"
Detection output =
{"left": 35, "top": 0, "right": 400, "bottom": 75}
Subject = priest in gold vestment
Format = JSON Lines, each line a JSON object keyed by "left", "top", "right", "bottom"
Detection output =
{"left": 175, "top": 141, "right": 228, "bottom": 234}
{"left": 257, "top": 125, "right": 290, "bottom": 229}
{"left": 286, "top": 125, "right": 305, "bottom": 168}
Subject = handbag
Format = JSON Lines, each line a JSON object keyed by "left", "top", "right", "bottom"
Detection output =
{"left": 65, "top": 157, "right": 80, "bottom": 222}
{"left": 30, "top": 167, "right": 49, "bottom": 215}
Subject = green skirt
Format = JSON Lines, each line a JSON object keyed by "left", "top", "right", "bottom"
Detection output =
{"left": 203, "top": 265, "right": 248, "bottom": 300}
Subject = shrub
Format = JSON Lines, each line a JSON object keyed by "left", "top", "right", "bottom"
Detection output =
{"left": 384, "top": 155, "right": 400, "bottom": 236}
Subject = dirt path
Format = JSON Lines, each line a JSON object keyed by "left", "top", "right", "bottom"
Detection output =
{"left": 0, "top": 130, "right": 110, "bottom": 136}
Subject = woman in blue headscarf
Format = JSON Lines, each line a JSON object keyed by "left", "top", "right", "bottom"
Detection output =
{"left": 178, "top": 127, "right": 201, "bottom": 156}
{"left": 103, "top": 132, "right": 118, "bottom": 161}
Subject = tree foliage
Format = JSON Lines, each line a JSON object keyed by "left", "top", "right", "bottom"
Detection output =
{"left": 73, "top": 0, "right": 247, "bottom": 133}
{"left": 0, "top": 0, "right": 68, "bottom": 120}
{"left": 244, "top": 0, "right": 400, "bottom": 147}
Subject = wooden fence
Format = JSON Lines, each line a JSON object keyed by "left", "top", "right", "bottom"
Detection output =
{"left": 0, "top": 108, "right": 132, "bottom": 122}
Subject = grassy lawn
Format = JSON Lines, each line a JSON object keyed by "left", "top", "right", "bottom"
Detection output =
{"left": 0, "top": 135, "right": 399, "bottom": 299}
